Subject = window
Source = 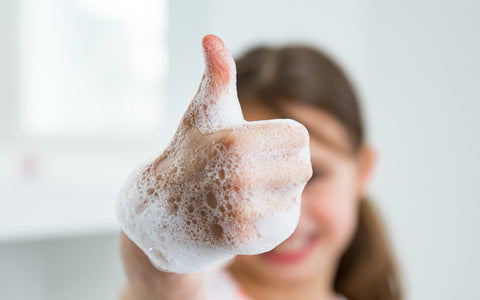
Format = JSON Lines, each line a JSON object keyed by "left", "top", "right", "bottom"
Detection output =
{"left": 18, "top": 0, "right": 168, "bottom": 139}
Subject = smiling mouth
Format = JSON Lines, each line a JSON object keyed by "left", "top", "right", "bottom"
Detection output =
{"left": 261, "top": 233, "right": 319, "bottom": 263}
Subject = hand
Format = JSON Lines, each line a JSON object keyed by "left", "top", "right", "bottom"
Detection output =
{"left": 116, "top": 35, "right": 312, "bottom": 273}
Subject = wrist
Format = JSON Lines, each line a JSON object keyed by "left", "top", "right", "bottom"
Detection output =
{"left": 119, "top": 231, "right": 206, "bottom": 300}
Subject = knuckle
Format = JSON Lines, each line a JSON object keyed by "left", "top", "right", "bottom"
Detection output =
{"left": 292, "top": 123, "right": 310, "bottom": 146}
{"left": 302, "top": 161, "right": 313, "bottom": 182}
{"left": 218, "top": 131, "right": 240, "bottom": 151}
{"left": 229, "top": 166, "right": 254, "bottom": 188}
{"left": 281, "top": 119, "right": 310, "bottom": 148}
{"left": 295, "top": 154, "right": 313, "bottom": 182}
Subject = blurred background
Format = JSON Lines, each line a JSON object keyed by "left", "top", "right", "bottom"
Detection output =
{"left": 1, "top": 0, "right": 479, "bottom": 299}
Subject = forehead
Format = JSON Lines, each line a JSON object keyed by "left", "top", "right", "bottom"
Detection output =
{"left": 241, "top": 100, "right": 352, "bottom": 155}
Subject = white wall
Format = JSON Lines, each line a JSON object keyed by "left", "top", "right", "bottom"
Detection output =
{"left": 0, "top": 234, "right": 124, "bottom": 300}
{"left": 0, "top": 0, "right": 19, "bottom": 139}
{"left": 365, "top": 2, "right": 480, "bottom": 299}
{"left": 1, "top": 0, "right": 479, "bottom": 299}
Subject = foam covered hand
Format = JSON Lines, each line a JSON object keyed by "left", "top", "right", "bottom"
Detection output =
{"left": 116, "top": 35, "right": 312, "bottom": 273}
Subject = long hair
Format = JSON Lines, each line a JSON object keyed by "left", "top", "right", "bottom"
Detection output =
{"left": 235, "top": 46, "right": 402, "bottom": 300}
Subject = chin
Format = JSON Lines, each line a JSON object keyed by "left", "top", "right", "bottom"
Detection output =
{"left": 234, "top": 233, "right": 328, "bottom": 284}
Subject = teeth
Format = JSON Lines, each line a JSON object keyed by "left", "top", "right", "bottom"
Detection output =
{"left": 273, "top": 238, "right": 308, "bottom": 253}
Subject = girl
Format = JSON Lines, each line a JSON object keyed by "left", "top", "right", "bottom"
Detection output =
{"left": 119, "top": 35, "right": 402, "bottom": 300}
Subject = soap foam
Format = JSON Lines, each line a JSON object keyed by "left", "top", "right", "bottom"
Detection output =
{"left": 115, "top": 36, "right": 312, "bottom": 273}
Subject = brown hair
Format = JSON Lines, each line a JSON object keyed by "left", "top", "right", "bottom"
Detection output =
{"left": 235, "top": 46, "right": 402, "bottom": 300}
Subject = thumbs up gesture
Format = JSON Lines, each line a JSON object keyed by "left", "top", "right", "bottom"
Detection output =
{"left": 116, "top": 35, "right": 312, "bottom": 273}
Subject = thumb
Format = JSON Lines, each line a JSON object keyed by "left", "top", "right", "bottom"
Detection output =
{"left": 184, "top": 35, "right": 245, "bottom": 134}
{"left": 202, "top": 34, "right": 236, "bottom": 89}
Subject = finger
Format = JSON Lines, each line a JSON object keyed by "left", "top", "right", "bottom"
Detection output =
{"left": 202, "top": 34, "right": 235, "bottom": 89}
{"left": 182, "top": 35, "right": 244, "bottom": 134}
{"left": 221, "top": 119, "right": 310, "bottom": 157}
{"left": 233, "top": 150, "right": 312, "bottom": 188}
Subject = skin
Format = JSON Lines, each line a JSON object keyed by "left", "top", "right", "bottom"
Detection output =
{"left": 228, "top": 100, "right": 376, "bottom": 300}
{"left": 119, "top": 102, "right": 375, "bottom": 300}
{"left": 118, "top": 35, "right": 375, "bottom": 299}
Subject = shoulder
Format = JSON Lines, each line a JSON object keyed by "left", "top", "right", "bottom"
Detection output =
{"left": 204, "top": 267, "right": 251, "bottom": 300}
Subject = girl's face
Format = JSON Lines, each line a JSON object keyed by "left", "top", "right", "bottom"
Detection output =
{"left": 230, "top": 101, "right": 374, "bottom": 286}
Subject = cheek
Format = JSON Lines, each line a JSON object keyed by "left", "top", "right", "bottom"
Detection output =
{"left": 303, "top": 168, "right": 359, "bottom": 253}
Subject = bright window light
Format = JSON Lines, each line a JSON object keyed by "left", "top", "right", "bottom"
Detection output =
{"left": 18, "top": 0, "right": 168, "bottom": 139}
